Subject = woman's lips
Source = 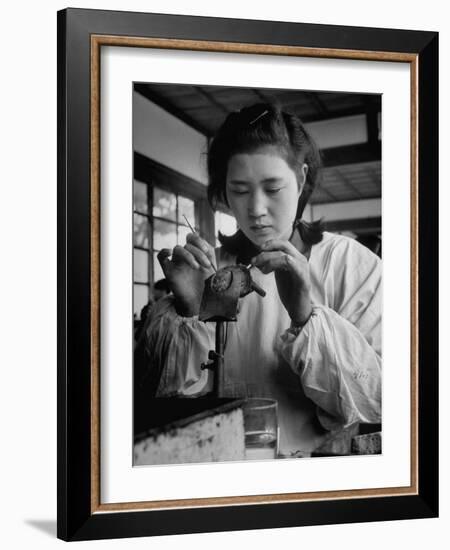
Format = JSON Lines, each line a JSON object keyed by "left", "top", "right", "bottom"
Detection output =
{"left": 250, "top": 225, "right": 272, "bottom": 233}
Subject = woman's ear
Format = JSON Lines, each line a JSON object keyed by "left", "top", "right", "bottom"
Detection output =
{"left": 297, "top": 163, "right": 309, "bottom": 196}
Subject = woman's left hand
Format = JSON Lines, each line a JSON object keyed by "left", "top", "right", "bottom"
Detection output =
{"left": 251, "top": 239, "right": 312, "bottom": 326}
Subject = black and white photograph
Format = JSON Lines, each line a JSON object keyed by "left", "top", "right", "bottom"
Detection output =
{"left": 132, "top": 83, "right": 382, "bottom": 466}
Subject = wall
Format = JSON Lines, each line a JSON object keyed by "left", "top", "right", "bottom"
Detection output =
{"left": 307, "top": 114, "right": 368, "bottom": 149}
{"left": 311, "top": 198, "right": 381, "bottom": 221}
{"left": 0, "top": 1, "right": 447, "bottom": 550}
{"left": 133, "top": 91, "right": 208, "bottom": 183}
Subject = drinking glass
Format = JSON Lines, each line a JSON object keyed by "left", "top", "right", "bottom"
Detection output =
{"left": 242, "top": 398, "right": 278, "bottom": 460}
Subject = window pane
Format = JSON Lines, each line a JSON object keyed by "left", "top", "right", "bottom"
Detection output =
{"left": 134, "top": 284, "right": 149, "bottom": 320}
{"left": 215, "top": 211, "right": 237, "bottom": 246}
{"left": 177, "top": 224, "right": 190, "bottom": 246}
{"left": 133, "top": 180, "right": 148, "bottom": 214}
{"left": 153, "top": 251, "right": 165, "bottom": 283}
{"left": 178, "top": 196, "right": 195, "bottom": 225}
{"left": 134, "top": 249, "right": 149, "bottom": 283}
{"left": 133, "top": 213, "right": 151, "bottom": 248}
{"left": 153, "top": 187, "right": 176, "bottom": 221}
{"left": 154, "top": 219, "right": 177, "bottom": 251}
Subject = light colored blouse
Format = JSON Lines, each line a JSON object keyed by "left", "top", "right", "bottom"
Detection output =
{"left": 144, "top": 232, "right": 382, "bottom": 454}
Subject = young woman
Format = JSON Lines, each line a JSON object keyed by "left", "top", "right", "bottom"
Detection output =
{"left": 142, "top": 103, "right": 381, "bottom": 455}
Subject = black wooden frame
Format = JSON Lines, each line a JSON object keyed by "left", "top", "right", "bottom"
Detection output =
{"left": 57, "top": 8, "right": 438, "bottom": 541}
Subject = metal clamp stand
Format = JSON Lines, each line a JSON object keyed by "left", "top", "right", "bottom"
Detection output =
{"left": 199, "top": 265, "right": 265, "bottom": 397}
{"left": 200, "top": 322, "right": 225, "bottom": 397}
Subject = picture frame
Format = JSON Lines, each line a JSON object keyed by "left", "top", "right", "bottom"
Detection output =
{"left": 57, "top": 7, "right": 438, "bottom": 541}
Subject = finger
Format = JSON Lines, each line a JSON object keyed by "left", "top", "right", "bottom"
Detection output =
{"left": 184, "top": 243, "right": 213, "bottom": 269}
{"left": 252, "top": 250, "right": 284, "bottom": 264}
{"left": 171, "top": 245, "right": 200, "bottom": 270}
{"left": 260, "top": 239, "right": 300, "bottom": 257}
{"left": 252, "top": 251, "right": 292, "bottom": 274}
{"left": 186, "top": 233, "right": 217, "bottom": 269}
{"left": 253, "top": 252, "right": 307, "bottom": 276}
{"left": 157, "top": 249, "right": 173, "bottom": 275}
{"left": 257, "top": 241, "right": 309, "bottom": 271}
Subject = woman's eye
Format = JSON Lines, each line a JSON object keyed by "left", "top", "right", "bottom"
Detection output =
{"left": 231, "top": 189, "right": 249, "bottom": 195}
{"left": 266, "top": 188, "right": 282, "bottom": 194}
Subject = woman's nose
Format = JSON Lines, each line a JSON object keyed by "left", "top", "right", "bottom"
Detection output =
{"left": 248, "top": 191, "right": 268, "bottom": 218}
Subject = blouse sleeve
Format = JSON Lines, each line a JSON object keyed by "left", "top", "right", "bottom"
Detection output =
{"left": 278, "top": 237, "right": 382, "bottom": 431}
{"left": 142, "top": 295, "right": 214, "bottom": 397}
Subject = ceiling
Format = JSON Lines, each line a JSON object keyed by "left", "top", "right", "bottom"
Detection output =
{"left": 134, "top": 83, "right": 381, "bottom": 206}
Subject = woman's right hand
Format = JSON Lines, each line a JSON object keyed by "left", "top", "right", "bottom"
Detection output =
{"left": 157, "top": 233, "right": 217, "bottom": 317}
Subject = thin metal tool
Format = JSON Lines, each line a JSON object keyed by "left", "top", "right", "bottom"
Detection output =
{"left": 183, "top": 215, "right": 217, "bottom": 272}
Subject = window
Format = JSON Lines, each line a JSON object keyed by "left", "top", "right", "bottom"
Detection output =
{"left": 133, "top": 180, "right": 198, "bottom": 319}
{"left": 214, "top": 211, "right": 237, "bottom": 247}
{"left": 133, "top": 153, "right": 225, "bottom": 320}
{"left": 152, "top": 187, "right": 196, "bottom": 281}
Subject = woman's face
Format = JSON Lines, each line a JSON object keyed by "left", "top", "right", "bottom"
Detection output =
{"left": 225, "top": 145, "right": 307, "bottom": 248}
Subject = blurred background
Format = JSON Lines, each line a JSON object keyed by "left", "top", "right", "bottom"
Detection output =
{"left": 133, "top": 83, "right": 382, "bottom": 319}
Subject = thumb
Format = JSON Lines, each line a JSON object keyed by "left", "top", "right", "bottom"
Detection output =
{"left": 157, "top": 248, "right": 172, "bottom": 276}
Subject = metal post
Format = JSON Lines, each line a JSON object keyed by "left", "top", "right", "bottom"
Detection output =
{"left": 213, "top": 321, "right": 225, "bottom": 397}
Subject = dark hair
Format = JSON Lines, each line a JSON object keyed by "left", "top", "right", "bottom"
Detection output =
{"left": 154, "top": 278, "right": 170, "bottom": 292}
{"left": 207, "top": 103, "right": 323, "bottom": 253}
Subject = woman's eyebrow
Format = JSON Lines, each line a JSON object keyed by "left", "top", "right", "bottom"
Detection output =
{"left": 261, "top": 177, "right": 283, "bottom": 184}
{"left": 228, "top": 179, "right": 250, "bottom": 185}
{"left": 228, "top": 177, "right": 284, "bottom": 185}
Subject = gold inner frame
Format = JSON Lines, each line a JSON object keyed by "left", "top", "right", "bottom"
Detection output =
{"left": 90, "top": 35, "right": 419, "bottom": 514}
